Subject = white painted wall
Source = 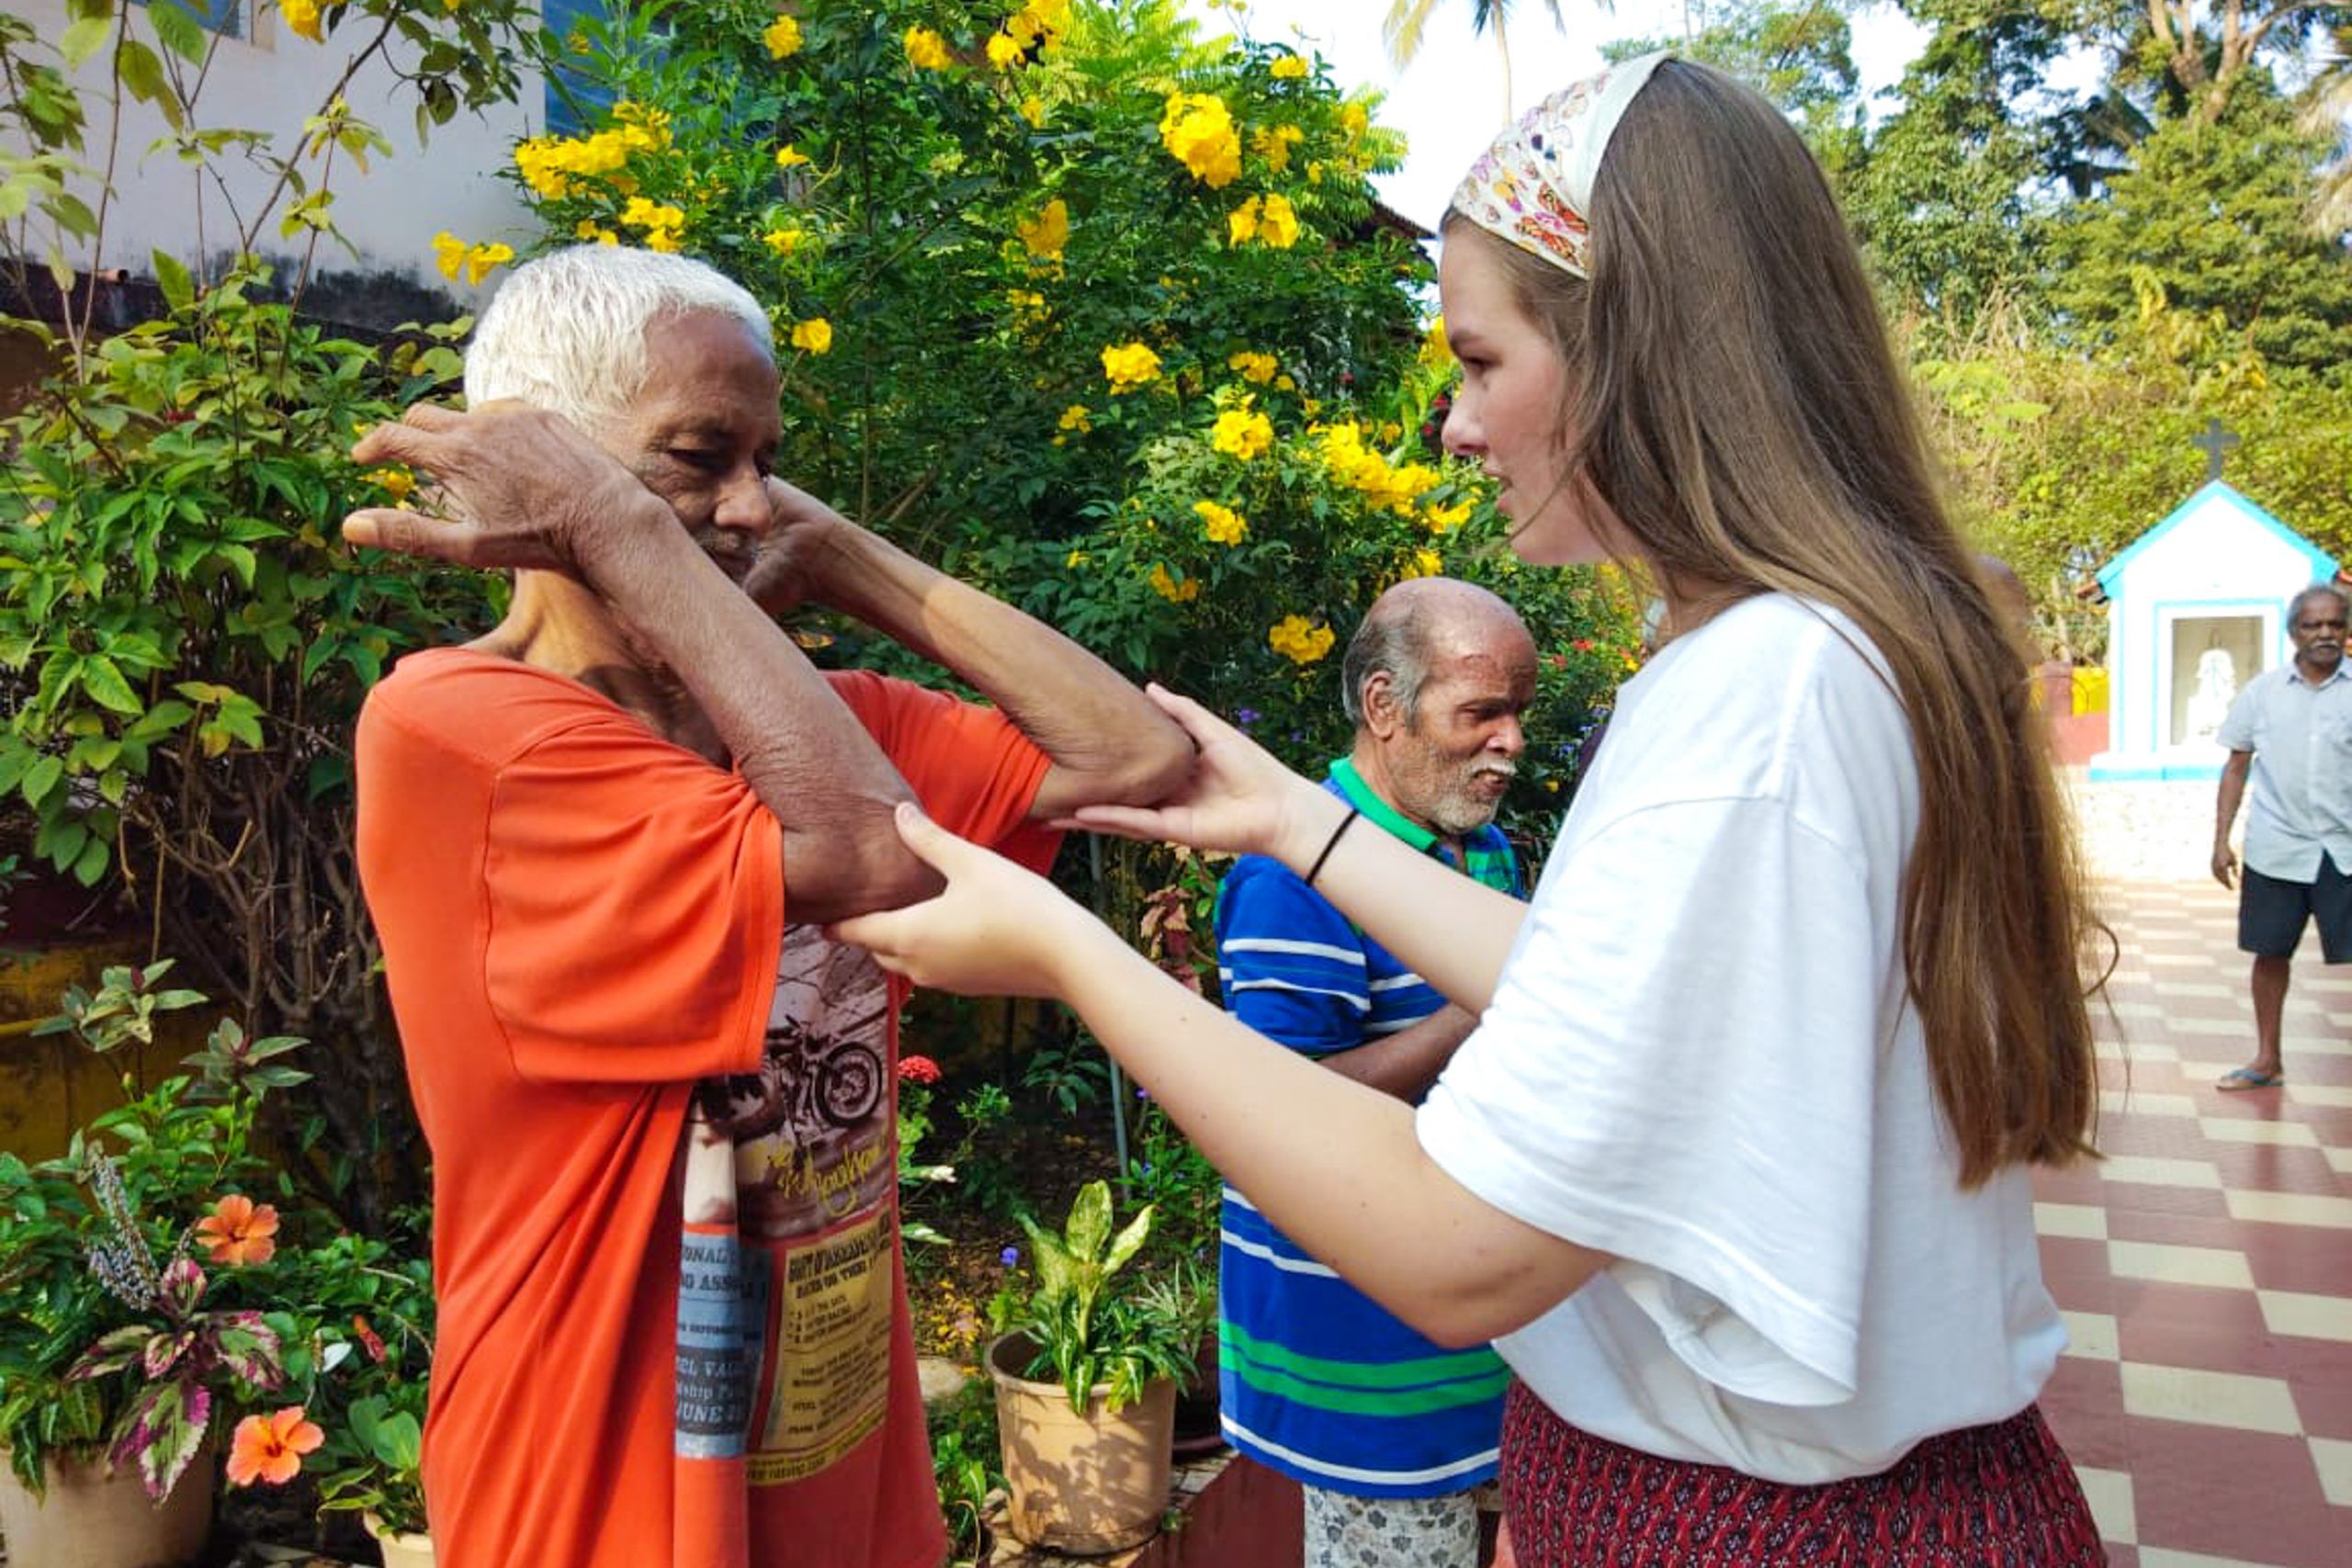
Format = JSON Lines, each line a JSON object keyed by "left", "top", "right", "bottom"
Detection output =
{"left": 9, "top": 0, "right": 542, "bottom": 301}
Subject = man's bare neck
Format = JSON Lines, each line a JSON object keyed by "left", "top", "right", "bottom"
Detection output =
{"left": 472, "top": 572, "right": 727, "bottom": 762}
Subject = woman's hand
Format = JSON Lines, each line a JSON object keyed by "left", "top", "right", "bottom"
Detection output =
{"left": 1067, "top": 685, "right": 1328, "bottom": 863}
{"left": 831, "top": 803, "right": 1104, "bottom": 998}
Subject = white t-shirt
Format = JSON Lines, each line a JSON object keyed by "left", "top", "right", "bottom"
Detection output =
{"left": 2214, "top": 661, "right": 2352, "bottom": 884}
{"left": 1417, "top": 594, "right": 2064, "bottom": 1484}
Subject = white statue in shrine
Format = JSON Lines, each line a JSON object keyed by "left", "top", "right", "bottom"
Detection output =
{"left": 2185, "top": 640, "right": 2238, "bottom": 741}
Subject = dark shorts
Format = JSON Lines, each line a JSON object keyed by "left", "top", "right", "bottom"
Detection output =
{"left": 2239, "top": 852, "right": 2352, "bottom": 964}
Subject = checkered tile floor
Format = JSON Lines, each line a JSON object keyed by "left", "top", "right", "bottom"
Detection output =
{"left": 2036, "top": 880, "right": 2352, "bottom": 1568}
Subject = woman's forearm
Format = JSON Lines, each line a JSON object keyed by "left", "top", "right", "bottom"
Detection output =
{"left": 1049, "top": 910, "right": 1599, "bottom": 1344}
{"left": 1269, "top": 788, "right": 1531, "bottom": 1015}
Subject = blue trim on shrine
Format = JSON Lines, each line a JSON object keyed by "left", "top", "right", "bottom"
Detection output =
{"left": 2087, "top": 758, "right": 2226, "bottom": 782}
{"left": 2097, "top": 482, "right": 2338, "bottom": 595}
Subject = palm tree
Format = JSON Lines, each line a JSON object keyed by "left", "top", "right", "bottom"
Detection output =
{"left": 2303, "top": 38, "right": 2352, "bottom": 238}
{"left": 1382, "top": 0, "right": 1571, "bottom": 121}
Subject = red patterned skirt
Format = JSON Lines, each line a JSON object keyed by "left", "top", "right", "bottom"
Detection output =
{"left": 1498, "top": 1382, "right": 2107, "bottom": 1566}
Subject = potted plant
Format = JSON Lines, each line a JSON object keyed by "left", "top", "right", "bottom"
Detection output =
{"left": 983, "top": 1180, "right": 1196, "bottom": 1555}
{"left": 254, "top": 1214, "right": 438, "bottom": 1562}
{"left": 0, "top": 964, "right": 305, "bottom": 1567}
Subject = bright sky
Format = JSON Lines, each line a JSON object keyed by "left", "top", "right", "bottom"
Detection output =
{"left": 1180, "top": 1, "right": 1931, "bottom": 231}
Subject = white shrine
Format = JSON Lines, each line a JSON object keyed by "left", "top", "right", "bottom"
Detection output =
{"left": 2088, "top": 424, "right": 2339, "bottom": 781}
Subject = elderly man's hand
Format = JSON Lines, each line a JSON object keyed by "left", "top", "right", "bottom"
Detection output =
{"left": 2211, "top": 843, "right": 2238, "bottom": 889}
{"left": 343, "top": 401, "right": 662, "bottom": 576}
{"left": 742, "top": 478, "right": 853, "bottom": 616}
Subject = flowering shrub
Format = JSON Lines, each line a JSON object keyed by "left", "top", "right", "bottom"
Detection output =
{"left": 493, "top": 0, "right": 1634, "bottom": 880}
{"left": 0, "top": 0, "right": 542, "bottom": 1235}
{"left": 65, "top": 1159, "right": 291, "bottom": 1499}
{"left": 0, "top": 964, "right": 307, "bottom": 1500}
{"left": 277, "top": 1223, "right": 436, "bottom": 1537}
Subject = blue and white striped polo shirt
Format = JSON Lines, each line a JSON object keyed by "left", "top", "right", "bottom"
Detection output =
{"left": 1211, "top": 760, "right": 1520, "bottom": 1497}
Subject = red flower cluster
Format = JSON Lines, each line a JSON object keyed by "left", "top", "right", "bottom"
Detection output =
{"left": 897, "top": 1055, "right": 942, "bottom": 1085}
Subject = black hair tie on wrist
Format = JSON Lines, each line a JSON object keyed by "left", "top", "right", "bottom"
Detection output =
{"left": 1304, "top": 807, "right": 1362, "bottom": 889}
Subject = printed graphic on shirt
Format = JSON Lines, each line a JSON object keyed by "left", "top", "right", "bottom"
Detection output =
{"left": 677, "top": 1107, "right": 763, "bottom": 1459}
{"left": 753, "top": 1206, "right": 895, "bottom": 1483}
{"left": 689, "top": 924, "right": 899, "bottom": 1488}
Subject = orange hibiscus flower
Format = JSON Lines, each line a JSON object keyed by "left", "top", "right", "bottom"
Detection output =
{"left": 226, "top": 1406, "right": 324, "bottom": 1487}
{"left": 195, "top": 1194, "right": 279, "bottom": 1267}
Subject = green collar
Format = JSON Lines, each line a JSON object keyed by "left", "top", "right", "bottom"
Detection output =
{"left": 1329, "top": 757, "right": 1442, "bottom": 855}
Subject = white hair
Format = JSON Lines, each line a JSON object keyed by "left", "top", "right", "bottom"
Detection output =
{"left": 462, "top": 245, "right": 774, "bottom": 431}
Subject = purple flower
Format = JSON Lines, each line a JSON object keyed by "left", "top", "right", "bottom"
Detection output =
{"left": 1235, "top": 707, "right": 1261, "bottom": 729}
{"left": 1000, "top": 1246, "right": 1021, "bottom": 1268}
{"left": 1135, "top": 1086, "right": 1151, "bottom": 1101}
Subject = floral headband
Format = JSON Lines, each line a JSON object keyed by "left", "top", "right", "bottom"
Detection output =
{"left": 1449, "top": 51, "right": 1672, "bottom": 279}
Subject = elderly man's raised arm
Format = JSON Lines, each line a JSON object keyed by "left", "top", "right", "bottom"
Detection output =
{"left": 345, "top": 403, "right": 939, "bottom": 925}
{"left": 754, "top": 482, "right": 1193, "bottom": 818}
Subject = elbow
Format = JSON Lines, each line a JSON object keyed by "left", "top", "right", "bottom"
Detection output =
{"left": 1099, "top": 724, "right": 1196, "bottom": 807}
{"left": 1412, "top": 1308, "right": 1500, "bottom": 1351}
{"left": 780, "top": 808, "right": 945, "bottom": 926}
{"left": 1407, "top": 1289, "right": 1536, "bottom": 1349}
{"left": 1390, "top": 1252, "right": 1598, "bottom": 1348}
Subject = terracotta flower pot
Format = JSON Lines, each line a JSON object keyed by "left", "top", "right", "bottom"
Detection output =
{"left": 0, "top": 1440, "right": 215, "bottom": 1568}
{"left": 985, "top": 1332, "right": 1176, "bottom": 1556}
{"left": 366, "top": 1509, "right": 437, "bottom": 1568}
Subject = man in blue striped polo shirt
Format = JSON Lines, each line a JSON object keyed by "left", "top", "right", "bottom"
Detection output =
{"left": 1215, "top": 578, "right": 1537, "bottom": 1568}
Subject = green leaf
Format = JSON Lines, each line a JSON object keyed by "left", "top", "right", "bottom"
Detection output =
{"left": 210, "top": 1314, "right": 285, "bottom": 1389}
{"left": 66, "top": 1325, "right": 152, "bottom": 1382}
{"left": 70, "top": 834, "right": 107, "bottom": 886}
{"left": 220, "top": 704, "right": 264, "bottom": 749}
{"left": 44, "top": 192, "right": 98, "bottom": 240}
{"left": 1065, "top": 1179, "right": 1112, "bottom": 1261}
{"left": 126, "top": 699, "right": 194, "bottom": 739}
{"left": 59, "top": 16, "right": 111, "bottom": 69}
{"left": 147, "top": 0, "right": 208, "bottom": 64}
{"left": 21, "top": 754, "right": 62, "bottom": 808}
{"left": 76, "top": 653, "right": 142, "bottom": 716}
{"left": 153, "top": 248, "right": 192, "bottom": 311}
{"left": 117, "top": 40, "right": 170, "bottom": 118}
{"left": 112, "top": 1379, "right": 209, "bottom": 1502}
{"left": 1101, "top": 1203, "right": 1153, "bottom": 1277}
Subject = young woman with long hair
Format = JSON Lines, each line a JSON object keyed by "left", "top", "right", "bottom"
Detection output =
{"left": 839, "top": 55, "right": 2110, "bottom": 1564}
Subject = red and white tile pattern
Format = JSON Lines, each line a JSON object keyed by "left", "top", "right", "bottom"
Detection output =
{"left": 2038, "top": 880, "right": 2352, "bottom": 1568}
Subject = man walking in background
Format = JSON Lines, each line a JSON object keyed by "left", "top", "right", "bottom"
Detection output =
{"left": 2211, "top": 582, "right": 2352, "bottom": 1090}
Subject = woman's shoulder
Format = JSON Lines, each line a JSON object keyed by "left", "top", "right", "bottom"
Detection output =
{"left": 1640, "top": 594, "right": 1903, "bottom": 732}
{"left": 1591, "top": 594, "right": 1915, "bottom": 823}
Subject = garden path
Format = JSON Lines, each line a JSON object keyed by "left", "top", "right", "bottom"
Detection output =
{"left": 2034, "top": 875, "right": 2352, "bottom": 1567}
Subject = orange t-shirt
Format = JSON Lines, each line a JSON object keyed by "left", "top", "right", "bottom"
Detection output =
{"left": 356, "top": 649, "right": 1058, "bottom": 1568}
